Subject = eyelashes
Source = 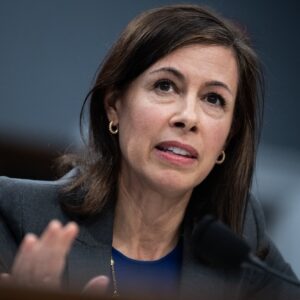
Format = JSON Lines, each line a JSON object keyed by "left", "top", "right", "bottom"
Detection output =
{"left": 203, "top": 92, "right": 226, "bottom": 107}
{"left": 154, "top": 79, "right": 177, "bottom": 93}
{"left": 153, "top": 78, "right": 227, "bottom": 108}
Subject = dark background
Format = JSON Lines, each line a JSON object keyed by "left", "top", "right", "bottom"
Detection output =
{"left": 0, "top": 0, "right": 299, "bottom": 274}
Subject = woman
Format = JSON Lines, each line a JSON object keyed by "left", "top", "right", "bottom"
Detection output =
{"left": 0, "top": 4, "right": 298, "bottom": 299}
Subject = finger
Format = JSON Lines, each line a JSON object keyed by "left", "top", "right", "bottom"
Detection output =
{"left": 35, "top": 219, "right": 64, "bottom": 268}
{"left": 82, "top": 275, "right": 110, "bottom": 296}
{"left": 57, "top": 222, "right": 79, "bottom": 253}
{"left": 39, "top": 220, "right": 63, "bottom": 245}
{"left": 32, "top": 221, "right": 78, "bottom": 286}
{"left": 38, "top": 221, "right": 78, "bottom": 267}
{"left": 12, "top": 223, "right": 62, "bottom": 287}
{"left": 11, "top": 233, "right": 38, "bottom": 284}
{"left": 11, "top": 221, "right": 79, "bottom": 289}
{"left": 39, "top": 220, "right": 78, "bottom": 254}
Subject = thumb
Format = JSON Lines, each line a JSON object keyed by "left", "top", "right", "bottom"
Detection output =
{"left": 82, "top": 275, "right": 110, "bottom": 296}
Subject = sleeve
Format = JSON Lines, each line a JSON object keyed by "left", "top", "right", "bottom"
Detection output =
{"left": 0, "top": 215, "right": 18, "bottom": 272}
{"left": 0, "top": 177, "right": 23, "bottom": 273}
{"left": 0, "top": 173, "right": 73, "bottom": 274}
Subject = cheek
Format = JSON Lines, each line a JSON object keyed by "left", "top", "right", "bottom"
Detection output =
{"left": 202, "top": 118, "right": 232, "bottom": 154}
{"left": 117, "top": 103, "right": 166, "bottom": 160}
{"left": 121, "top": 103, "right": 166, "bottom": 137}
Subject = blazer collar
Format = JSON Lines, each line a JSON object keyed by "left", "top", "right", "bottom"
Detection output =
{"left": 179, "top": 215, "right": 234, "bottom": 300}
{"left": 64, "top": 193, "right": 115, "bottom": 292}
{"left": 62, "top": 184, "right": 248, "bottom": 297}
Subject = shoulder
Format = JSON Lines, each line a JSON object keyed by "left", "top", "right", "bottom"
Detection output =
{"left": 243, "top": 195, "right": 297, "bottom": 277}
{"left": 243, "top": 195, "right": 268, "bottom": 254}
{"left": 0, "top": 168, "right": 78, "bottom": 201}
{"left": 0, "top": 169, "right": 78, "bottom": 239}
{"left": 0, "top": 169, "right": 76, "bottom": 212}
{"left": 0, "top": 168, "right": 78, "bottom": 197}
{"left": 0, "top": 176, "right": 63, "bottom": 202}
{"left": 243, "top": 195, "right": 281, "bottom": 259}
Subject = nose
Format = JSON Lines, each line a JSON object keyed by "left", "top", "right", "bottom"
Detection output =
{"left": 169, "top": 96, "right": 199, "bottom": 133}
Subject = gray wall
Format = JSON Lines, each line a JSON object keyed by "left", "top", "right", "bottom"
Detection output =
{"left": 1, "top": 0, "right": 299, "bottom": 150}
{"left": 1, "top": 0, "right": 299, "bottom": 275}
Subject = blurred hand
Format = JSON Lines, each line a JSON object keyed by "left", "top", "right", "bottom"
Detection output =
{"left": 0, "top": 220, "right": 109, "bottom": 293}
{"left": 3, "top": 220, "right": 78, "bottom": 288}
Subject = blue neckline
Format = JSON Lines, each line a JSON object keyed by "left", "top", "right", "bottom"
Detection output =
{"left": 112, "top": 241, "right": 182, "bottom": 265}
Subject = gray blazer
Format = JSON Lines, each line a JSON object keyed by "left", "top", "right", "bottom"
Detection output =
{"left": 0, "top": 172, "right": 299, "bottom": 299}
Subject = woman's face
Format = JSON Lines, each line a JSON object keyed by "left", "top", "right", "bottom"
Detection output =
{"left": 106, "top": 44, "right": 238, "bottom": 198}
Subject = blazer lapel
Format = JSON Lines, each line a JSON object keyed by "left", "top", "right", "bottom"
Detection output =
{"left": 64, "top": 197, "right": 115, "bottom": 292}
{"left": 179, "top": 216, "right": 240, "bottom": 300}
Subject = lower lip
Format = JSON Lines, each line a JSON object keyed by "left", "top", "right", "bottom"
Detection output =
{"left": 154, "top": 148, "right": 197, "bottom": 166}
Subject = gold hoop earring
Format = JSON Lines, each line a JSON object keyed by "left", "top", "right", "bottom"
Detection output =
{"left": 109, "top": 121, "right": 119, "bottom": 134}
{"left": 216, "top": 150, "right": 225, "bottom": 164}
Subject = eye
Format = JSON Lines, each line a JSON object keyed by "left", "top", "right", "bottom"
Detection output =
{"left": 204, "top": 93, "right": 226, "bottom": 107}
{"left": 154, "top": 79, "right": 176, "bottom": 93}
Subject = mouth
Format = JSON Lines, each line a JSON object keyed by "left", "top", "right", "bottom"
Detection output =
{"left": 155, "top": 141, "right": 198, "bottom": 159}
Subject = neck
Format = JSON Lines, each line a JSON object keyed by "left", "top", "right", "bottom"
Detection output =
{"left": 113, "top": 176, "right": 191, "bottom": 260}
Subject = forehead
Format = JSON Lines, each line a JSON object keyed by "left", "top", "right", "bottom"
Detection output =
{"left": 155, "top": 44, "right": 237, "bottom": 72}
{"left": 145, "top": 44, "right": 239, "bottom": 94}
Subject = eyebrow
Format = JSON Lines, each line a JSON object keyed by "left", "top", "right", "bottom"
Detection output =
{"left": 149, "top": 67, "right": 185, "bottom": 81}
{"left": 204, "top": 81, "right": 234, "bottom": 96}
{"left": 149, "top": 67, "right": 234, "bottom": 96}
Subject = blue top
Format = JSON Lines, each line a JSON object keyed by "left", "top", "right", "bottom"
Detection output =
{"left": 111, "top": 241, "right": 183, "bottom": 297}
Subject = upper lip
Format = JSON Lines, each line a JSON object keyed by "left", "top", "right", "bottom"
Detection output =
{"left": 155, "top": 140, "right": 198, "bottom": 158}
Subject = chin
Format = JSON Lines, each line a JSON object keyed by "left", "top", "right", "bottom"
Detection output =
{"left": 151, "top": 172, "right": 196, "bottom": 196}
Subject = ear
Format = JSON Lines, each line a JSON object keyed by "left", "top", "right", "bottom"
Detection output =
{"left": 104, "top": 90, "right": 121, "bottom": 124}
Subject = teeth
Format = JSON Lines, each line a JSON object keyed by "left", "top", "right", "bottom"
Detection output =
{"left": 166, "top": 146, "right": 191, "bottom": 157}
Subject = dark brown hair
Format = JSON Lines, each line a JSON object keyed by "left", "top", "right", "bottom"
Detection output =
{"left": 62, "top": 4, "right": 264, "bottom": 235}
